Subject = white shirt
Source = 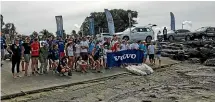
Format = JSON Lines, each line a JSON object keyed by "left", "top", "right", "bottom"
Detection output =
{"left": 131, "top": 43, "right": 139, "bottom": 49}
{"left": 120, "top": 44, "right": 127, "bottom": 51}
{"left": 148, "top": 45, "right": 155, "bottom": 54}
{"left": 80, "top": 41, "right": 89, "bottom": 52}
{"left": 75, "top": 44, "right": 81, "bottom": 54}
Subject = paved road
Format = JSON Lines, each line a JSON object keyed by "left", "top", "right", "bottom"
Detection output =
{"left": 3, "top": 62, "right": 215, "bottom": 102}
{"left": 1, "top": 57, "right": 178, "bottom": 99}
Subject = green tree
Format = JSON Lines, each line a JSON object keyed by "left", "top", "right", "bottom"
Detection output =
{"left": 79, "top": 9, "right": 138, "bottom": 35}
{"left": 39, "top": 29, "right": 54, "bottom": 40}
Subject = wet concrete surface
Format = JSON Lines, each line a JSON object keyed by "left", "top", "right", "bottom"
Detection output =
{"left": 3, "top": 62, "right": 215, "bottom": 102}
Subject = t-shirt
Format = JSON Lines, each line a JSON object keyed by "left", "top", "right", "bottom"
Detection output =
{"left": 10, "top": 44, "right": 22, "bottom": 57}
{"left": 131, "top": 43, "right": 139, "bottom": 49}
{"left": 148, "top": 45, "right": 155, "bottom": 54}
{"left": 67, "top": 45, "right": 74, "bottom": 56}
{"left": 156, "top": 43, "right": 162, "bottom": 54}
{"left": 120, "top": 44, "right": 127, "bottom": 51}
{"left": 57, "top": 40, "right": 65, "bottom": 52}
{"left": 75, "top": 44, "right": 81, "bottom": 54}
{"left": 1, "top": 37, "right": 6, "bottom": 49}
{"left": 80, "top": 41, "right": 88, "bottom": 53}
{"left": 51, "top": 49, "right": 59, "bottom": 60}
{"left": 88, "top": 42, "right": 95, "bottom": 54}
{"left": 22, "top": 43, "right": 31, "bottom": 54}
{"left": 31, "top": 42, "right": 40, "bottom": 56}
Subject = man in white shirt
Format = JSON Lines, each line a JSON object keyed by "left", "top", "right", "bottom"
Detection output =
{"left": 148, "top": 42, "right": 155, "bottom": 64}
{"left": 80, "top": 37, "right": 89, "bottom": 61}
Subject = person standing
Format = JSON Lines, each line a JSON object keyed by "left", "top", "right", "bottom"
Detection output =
{"left": 66, "top": 41, "right": 75, "bottom": 70}
{"left": 8, "top": 39, "right": 22, "bottom": 78}
{"left": 22, "top": 37, "right": 31, "bottom": 76}
{"left": 1, "top": 35, "right": 6, "bottom": 66}
{"left": 31, "top": 38, "right": 40, "bottom": 75}
{"left": 155, "top": 41, "right": 162, "bottom": 67}
{"left": 148, "top": 42, "right": 155, "bottom": 65}
{"left": 163, "top": 27, "right": 167, "bottom": 41}
{"left": 39, "top": 42, "right": 49, "bottom": 74}
{"left": 80, "top": 37, "right": 89, "bottom": 61}
{"left": 57, "top": 37, "right": 65, "bottom": 59}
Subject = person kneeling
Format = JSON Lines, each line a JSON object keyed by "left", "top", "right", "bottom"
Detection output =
{"left": 77, "top": 57, "right": 88, "bottom": 73}
{"left": 57, "top": 57, "right": 72, "bottom": 76}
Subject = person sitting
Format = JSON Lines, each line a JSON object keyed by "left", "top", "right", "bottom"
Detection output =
{"left": 57, "top": 56, "right": 72, "bottom": 76}
{"left": 76, "top": 56, "right": 88, "bottom": 73}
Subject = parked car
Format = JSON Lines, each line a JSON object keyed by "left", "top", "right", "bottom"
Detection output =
{"left": 157, "top": 29, "right": 192, "bottom": 42}
{"left": 117, "top": 26, "right": 154, "bottom": 43}
{"left": 97, "top": 33, "right": 113, "bottom": 41}
{"left": 191, "top": 27, "right": 215, "bottom": 40}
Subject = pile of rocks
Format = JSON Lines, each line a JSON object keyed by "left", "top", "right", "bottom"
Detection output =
{"left": 160, "top": 40, "right": 215, "bottom": 66}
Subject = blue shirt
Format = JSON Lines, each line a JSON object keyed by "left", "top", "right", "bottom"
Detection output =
{"left": 1, "top": 37, "right": 6, "bottom": 49}
{"left": 139, "top": 44, "right": 147, "bottom": 54}
{"left": 88, "top": 42, "right": 95, "bottom": 54}
{"left": 57, "top": 40, "right": 65, "bottom": 52}
{"left": 51, "top": 49, "right": 59, "bottom": 60}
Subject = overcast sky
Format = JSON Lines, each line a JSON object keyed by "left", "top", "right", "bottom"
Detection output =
{"left": 1, "top": 1, "right": 215, "bottom": 35}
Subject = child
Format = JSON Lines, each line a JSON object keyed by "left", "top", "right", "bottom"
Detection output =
{"left": 148, "top": 42, "right": 155, "bottom": 65}
{"left": 77, "top": 56, "right": 88, "bottom": 73}
{"left": 39, "top": 42, "right": 49, "bottom": 74}
{"left": 103, "top": 45, "right": 108, "bottom": 68}
{"left": 57, "top": 56, "right": 72, "bottom": 76}
{"left": 51, "top": 44, "right": 60, "bottom": 73}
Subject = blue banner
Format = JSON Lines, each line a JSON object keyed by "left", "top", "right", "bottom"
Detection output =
{"left": 107, "top": 50, "right": 144, "bottom": 67}
{"left": 104, "top": 9, "right": 115, "bottom": 35}
{"left": 89, "top": 17, "right": 95, "bottom": 35}
{"left": 170, "top": 12, "right": 175, "bottom": 31}
{"left": 55, "top": 16, "right": 63, "bottom": 37}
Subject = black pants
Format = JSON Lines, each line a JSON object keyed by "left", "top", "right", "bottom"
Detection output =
{"left": 12, "top": 56, "right": 21, "bottom": 73}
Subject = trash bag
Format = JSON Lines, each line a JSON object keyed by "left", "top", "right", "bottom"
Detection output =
{"left": 125, "top": 64, "right": 154, "bottom": 76}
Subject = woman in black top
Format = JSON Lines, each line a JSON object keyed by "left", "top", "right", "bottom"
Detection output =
{"left": 22, "top": 37, "right": 31, "bottom": 76}
{"left": 8, "top": 39, "right": 22, "bottom": 78}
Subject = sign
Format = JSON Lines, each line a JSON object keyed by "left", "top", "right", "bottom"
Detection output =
{"left": 107, "top": 50, "right": 144, "bottom": 67}
{"left": 55, "top": 16, "right": 63, "bottom": 37}
{"left": 104, "top": 9, "right": 115, "bottom": 35}
{"left": 170, "top": 12, "right": 175, "bottom": 31}
{"left": 88, "top": 17, "right": 95, "bottom": 35}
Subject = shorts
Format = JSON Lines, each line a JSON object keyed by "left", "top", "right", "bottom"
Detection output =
{"left": 80, "top": 52, "right": 88, "bottom": 61}
{"left": 31, "top": 56, "right": 39, "bottom": 58}
{"left": 75, "top": 53, "right": 80, "bottom": 57}
{"left": 93, "top": 55, "right": 100, "bottom": 61}
{"left": 156, "top": 54, "right": 161, "bottom": 60}
{"left": 24, "top": 54, "right": 31, "bottom": 63}
{"left": 60, "top": 52, "right": 65, "bottom": 58}
{"left": 144, "top": 54, "right": 148, "bottom": 59}
{"left": 53, "top": 59, "right": 59, "bottom": 63}
{"left": 149, "top": 54, "right": 154, "bottom": 60}
{"left": 48, "top": 54, "right": 52, "bottom": 59}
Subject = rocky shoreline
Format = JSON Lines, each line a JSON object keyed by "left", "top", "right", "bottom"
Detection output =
{"left": 160, "top": 40, "right": 215, "bottom": 66}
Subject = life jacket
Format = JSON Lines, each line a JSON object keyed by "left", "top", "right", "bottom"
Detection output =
{"left": 31, "top": 42, "right": 40, "bottom": 56}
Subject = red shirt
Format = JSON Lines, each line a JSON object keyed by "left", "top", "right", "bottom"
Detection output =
{"left": 31, "top": 42, "right": 40, "bottom": 56}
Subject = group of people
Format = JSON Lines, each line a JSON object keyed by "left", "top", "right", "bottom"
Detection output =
{"left": 1, "top": 34, "right": 162, "bottom": 78}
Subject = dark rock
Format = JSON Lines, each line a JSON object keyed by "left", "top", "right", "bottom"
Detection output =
{"left": 204, "top": 58, "right": 215, "bottom": 66}
{"left": 188, "top": 58, "right": 200, "bottom": 63}
{"left": 161, "top": 52, "right": 169, "bottom": 57}
{"left": 148, "top": 94, "right": 157, "bottom": 98}
{"left": 142, "top": 100, "right": 152, "bottom": 102}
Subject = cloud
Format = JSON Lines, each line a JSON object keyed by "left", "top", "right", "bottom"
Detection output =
{"left": 1, "top": 1, "right": 215, "bottom": 35}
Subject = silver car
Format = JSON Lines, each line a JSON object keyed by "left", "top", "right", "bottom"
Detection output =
{"left": 157, "top": 29, "right": 192, "bottom": 42}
